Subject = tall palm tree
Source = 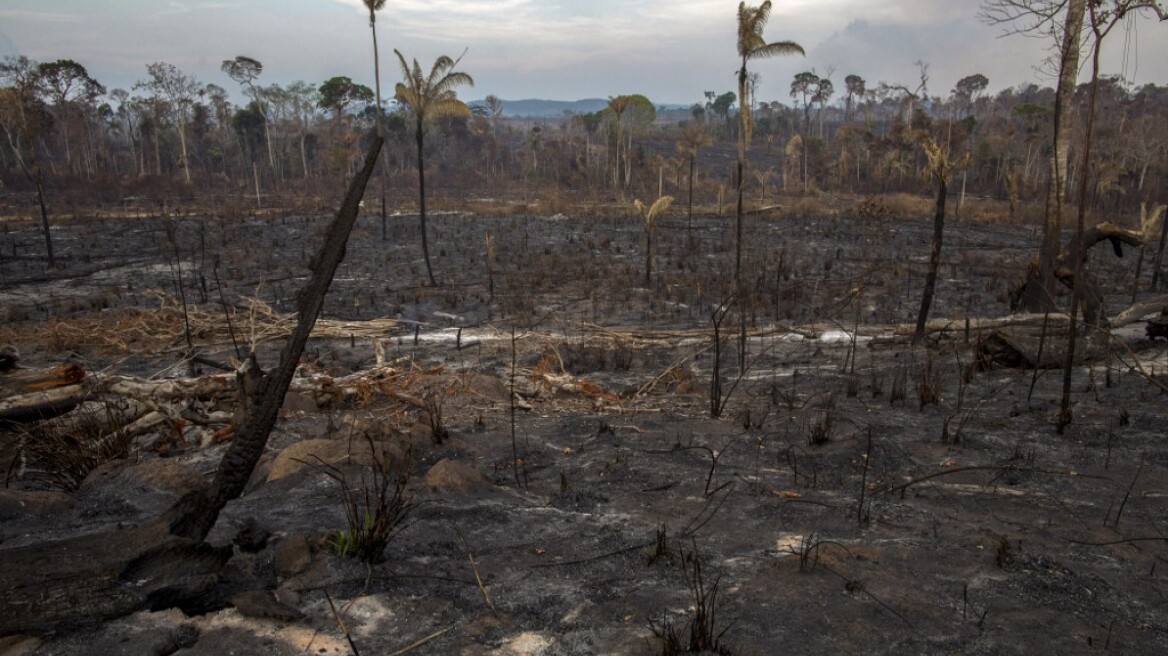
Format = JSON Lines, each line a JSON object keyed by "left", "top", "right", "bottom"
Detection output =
{"left": 736, "top": 1, "right": 803, "bottom": 286}
{"left": 362, "top": 0, "right": 391, "bottom": 240}
{"left": 364, "top": 0, "right": 387, "bottom": 137}
{"left": 676, "top": 123, "right": 711, "bottom": 226}
{"left": 394, "top": 49, "right": 474, "bottom": 286}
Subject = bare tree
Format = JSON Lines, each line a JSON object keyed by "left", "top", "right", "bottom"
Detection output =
{"left": 913, "top": 137, "right": 970, "bottom": 343}
{"left": 35, "top": 59, "right": 104, "bottom": 176}
{"left": 135, "top": 62, "right": 200, "bottom": 184}
{"left": 221, "top": 56, "right": 277, "bottom": 175}
{"left": 984, "top": 0, "right": 1088, "bottom": 311}
{"left": 0, "top": 56, "right": 56, "bottom": 266}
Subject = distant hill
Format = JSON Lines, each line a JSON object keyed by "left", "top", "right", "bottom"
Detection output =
{"left": 468, "top": 97, "right": 692, "bottom": 120}
{"left": 466, "top": 98, "right": 607, "bottom": 119}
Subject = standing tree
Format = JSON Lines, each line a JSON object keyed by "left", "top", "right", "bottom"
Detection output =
{"left": 361, "top": 0, "right": 390, "bottom": 239}
{"left": 843, "top": 74, "right": 865, "bottom": 122}
{"left": 812, "top": 76, "right": 834, "bottom": 139}
{"left": 605, "top": 95, "right": 633, "bottom": 189}
{"left": 35, "top": 59, "right": 104, "bottom": 176}
{"left": 676, "top": 122, "right": 712, "bottom": 226}
{"left": 1058, "top": 0, "right": 1167, "bottom": 432}
{"left": 221, "top": 56, "right": 277, "bottom": 175}
{"left": 319, "top": 76, "right": 374, "bottom": 120}
{"left": 951, "top": 73, "right": 989, "bottom": 218}
{"left": 0, "top": 56, "right": 56, "bottom": 266}
{"left": 736, "top": 1, "right": 804, "bottom": 287}
{"left": 285, "top": 80, "right": 320, "bottom": 178}
{"left": 983, "top": 0, "right": 1086, "bottom": 312}
{"left": 789, "top": 72, "right": 819, "bottom": 137}
{"left": 710, "top": 91, "right": 737, "bottom": 136}
{"left": 484, "top": 94, "right": 504, "bottom": 138}
{"left": 136, "top": 62, "right": 201, "bottom": 184}
{"left": 635, "top": 195, "right": 674, "bottom": 287}
{"left": 363, "top": 0, "right": 388, "bottom": 137}
{"left": 913, "top": 136, "right": 969, "bottom": 343}
{"left": 393, "top": 49, "right": 474, "bottom": 286}
{"left": 736, "top": 1, "right": 803, "bottom": 373}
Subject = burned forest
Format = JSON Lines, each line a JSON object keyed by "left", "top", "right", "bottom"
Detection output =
{"left": 2, "top": 1, "right": 1168, "bottom": 654}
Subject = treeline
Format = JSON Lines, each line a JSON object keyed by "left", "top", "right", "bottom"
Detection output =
{"left": 1, "top": 54, "right": 1165, "bottom": 215}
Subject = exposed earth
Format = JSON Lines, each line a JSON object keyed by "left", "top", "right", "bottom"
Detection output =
{"left": 1, "top": 200, "right": 1167, "bottom": 655}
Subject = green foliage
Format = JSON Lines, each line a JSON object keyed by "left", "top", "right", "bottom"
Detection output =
{"left": 711, "top": 92, "right": 736, "bottom": 119}
{"left": 231, "top": 101, "right": 266, "bottom": 155}
{"left": 317, "top": 435, "right": 413, "bottom": 564}
{"left": 318, "top": 75, "right": 373, "bottom": 116}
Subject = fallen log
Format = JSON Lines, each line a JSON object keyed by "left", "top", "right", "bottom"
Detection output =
{"left": 975, "top": 329, "right": 1103, "bottom": 369}
{"left": 0, "top": 384, "right": 86, "bottom": 425}
{"left": 0, "top": 363, "right": 86, "bottom": 421}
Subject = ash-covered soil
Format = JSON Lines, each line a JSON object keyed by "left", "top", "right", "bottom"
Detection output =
{"left": 2, "top": 205, "right": 1167, "bottom": 655}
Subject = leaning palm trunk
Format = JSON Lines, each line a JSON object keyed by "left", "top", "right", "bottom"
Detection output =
{"left": 173, "top": 138, "right": 383, "bottom": 539}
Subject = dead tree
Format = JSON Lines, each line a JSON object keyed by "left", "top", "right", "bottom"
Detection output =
{"left": 913, "top": 137, "right": 968, "bottom": 344}
{"left": 0, "top": 138, "right": 383, "bottom": 635}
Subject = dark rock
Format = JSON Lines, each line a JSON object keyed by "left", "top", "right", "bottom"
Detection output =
{"left": 272, "top": 535, "right": 313, "bottom": 578}
{"left": 0, "top": 489, "right": 73, "bottom": 521}
{"left": 233, "top": 518, "right": 271, "bottom": 553}
{"left": 228, "top": 589, "right": 304, "bottom": 622}
{"left": 77, "top": 460, "right": 209, "bottom": 518}
{"left": 119, "top": 541, "right": 233, "bottom": 614}
{"left": 424, "top": 458, "right": 490, "bottom": 492}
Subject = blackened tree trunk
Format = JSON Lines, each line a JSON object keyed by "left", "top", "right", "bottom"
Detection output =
{"left": 1016, "top": 0, "right": 1085, "bottom": 312}
{"left": 33, "top": 168, "right": 54, "bottom": 268}
{"left": 913, "top": 169, "right": 948, "bottom": 344}
{"left": 415, "top": 118, "right": 436, "bottom": 286}
{"left": 173, "top": 137, "right": 384, "bottom": 540}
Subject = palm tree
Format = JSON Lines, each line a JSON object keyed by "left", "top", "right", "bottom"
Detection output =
{"left": 394, "top": 50, "right": 474, "bottom": 286}
{"left": 364, "top": 0, "right": 387, "bottom": 137}
{"left": 362, "top": 0, "right": 390, "bottom": 240}
{"left": 676, "top": 123, "right": 711, "bottom": 226}
{"left": 735, "top": 1, "right": 803, "bottom": 286}
{"left": 635, "top": 195, "right": 674, "bottom": 287}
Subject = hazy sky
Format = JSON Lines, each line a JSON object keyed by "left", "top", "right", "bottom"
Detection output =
{"left": 2, "top": 0, "right": 1166, "bottom": 106}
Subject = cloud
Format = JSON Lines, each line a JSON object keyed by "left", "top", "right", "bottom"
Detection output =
{"left": 0, "top": 33, "right": 17, "bottom": 59}
{"left": 0, "top": 9, "right": 79, "bottom": 23}
{"left": 154, "top": 2, "right": 231, "bottom": 17}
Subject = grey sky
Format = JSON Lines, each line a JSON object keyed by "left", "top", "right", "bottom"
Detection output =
{"left": 2, "top": 0, "right": 1166, "bottom": 106}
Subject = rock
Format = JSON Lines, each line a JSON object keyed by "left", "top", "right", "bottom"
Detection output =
{"left": 77, "top": 459, "right": 209, "bottom": 518}
{"left": 228, "top": 589, "right": 304, "bottom": 622}
{"left": 465, "top": 372, "right": 512, "bottom": 403}
{"left": 273, "top": 535, "right": 313, "bottom": 578}
{"left": 423, "top": 458, "right": 490, "bottom": 492}
{"left": 233, "top": 518, "right": 271, "bottom": 553}
{"left": 266, "top": 438, "right": 404, "bottom": 483}
{"left": 0, "top": 489, "right": 73, "bottom": 520}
